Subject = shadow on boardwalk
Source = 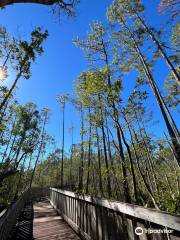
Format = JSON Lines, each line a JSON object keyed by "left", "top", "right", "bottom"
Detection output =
{"left": 33, "top": 200, "right": 80, "bottom": 240}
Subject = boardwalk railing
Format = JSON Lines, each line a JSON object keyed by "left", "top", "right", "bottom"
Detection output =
{"left": 0, "top": 189, "right": 30, "bottom": 240}
{"left": 50, "top": 187, "right": 180, "bottom": 240}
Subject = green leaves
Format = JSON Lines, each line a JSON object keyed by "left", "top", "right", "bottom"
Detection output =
{"left": 107, "top": 0, "right": 144, "bottom": 24}
{"left": 16, "top": 27, "right": 48, "bottom": 80}
{"left": 171, "top": 22, "right": 180, "bottom": 48}
{"left": 73, "top": 21, "right": 109, "bottom": 64}
{"left": 163, "top": 69, "right": 180, "bottom": 110}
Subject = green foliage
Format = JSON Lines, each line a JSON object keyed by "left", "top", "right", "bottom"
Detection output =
{"left": 164, "top": 68, "right": 180, "bottom": 110}
{"left": 16, "top": 27, "right": 48, "bottom": 79}
{"left": 171, "top": 22, "right": 180, "bottom": 48}
{"left": 0, "top": 0, "right": 179, "bottom": 217}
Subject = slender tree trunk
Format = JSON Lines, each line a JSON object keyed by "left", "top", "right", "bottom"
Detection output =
{"left": 96, "top": 126, "right": 103, "bottom": 196}
{"left": 0, "top": 53, "right": 29, "bottom": 111}
{"left": 121, "top": 114, "right": 139, "bottom": 203}
{"left": 78, "top": 105, "right": 84, "bottom": 191}
{"left": 138, "top": 49, "right": 180, "bottom": 164}
{"left": 13, "top": 132, "right": 26, "bottom": 166}
{"left": 13, "top": 154, "right": 27, "bottom": 199}
{"left": 29, "top": 113, "right": 47, "bottom": 188}
{"left": 105, "top": 115, "right": 113, "bottom": 167}
{"left": 86, "top": 107, "right": 92, "bottom": 194}
{"left": 122, "top": 21, "right": 180, "bottom": 165}
{"left": 102, "top": 39, "right": 131, "bottom": 202}
{"left": 134, "top": 110, "right": 159, "bottom": 193}
{"left": 129, "top": 126, "right": 160, "bottom": 209}
{"left": 101, "top": 124, "right": 112, "bottom": 198}
{"left": 137, "top": 14, "right": 180, "bottom": 85}
{"left": 100, "top": 105, "right": 111, "bottom": 198}
{"left": 2, "top": 48, "right": 12, "bottom": 68}
{"left": 2, "top": 114, "right": 17, "bottom": 163}
{"left": 0, "top": 49, "right": 12, "bottom": 117}
{"left": 105, "top": 116, "right": 123, "bottom": 199}
{"left": 25, "top": 152, "right": 33, "bottom": 185}
{"left": 5, "top": 135, "right": 17, "bottom": 163}
{"left": 60, "top": 103, "right": 65, "bottom": 188}
{"left": 0, "top": 71, "right": 22, "bottom": 111}
{"left": 69, "top": 124, "right": 74, "bottom": 189}
{"left": 160, "top": 95, "right": 180, "bottom": 139}
{"left": 69, "top": 145, "right": 73, "bottom": 190}
{"left": 0, "top": 100, "right": 9, "bottom": 123}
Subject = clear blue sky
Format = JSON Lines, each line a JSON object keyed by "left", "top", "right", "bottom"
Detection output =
{"left": 0, "top": 0, "right": 178, "bottom": 152}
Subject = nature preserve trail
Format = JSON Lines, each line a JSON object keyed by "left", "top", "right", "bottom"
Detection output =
{"left": 33, "top": 200, "right": 80, "bottom": 240}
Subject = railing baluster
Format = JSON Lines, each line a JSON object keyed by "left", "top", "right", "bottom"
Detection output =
{"left": 49, "top": 188, "right": 180, "bottom": 240}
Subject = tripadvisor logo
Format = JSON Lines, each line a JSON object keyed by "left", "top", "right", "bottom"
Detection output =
{"left": 135, "top": 227, "right": 174, "bottom": 235}
{"left": 135, "top": 227, "right": 144, "bottom": 235}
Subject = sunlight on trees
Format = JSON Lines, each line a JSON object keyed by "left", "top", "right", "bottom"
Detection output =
{"left": 0, "top": 0, "right": 179, "bottom": 216}
{"left": 0, "top": 66, "right": 8, "bottom": 81}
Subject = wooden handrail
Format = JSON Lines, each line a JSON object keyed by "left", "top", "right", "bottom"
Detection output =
{"left": 0, "top": 189, "right": 30, "bottom": 240}
{"left": 50, "top": 187, "right": 180, "bottom": 240}
{"left": 50, "top": 187, "right": 180, "bottom": 231}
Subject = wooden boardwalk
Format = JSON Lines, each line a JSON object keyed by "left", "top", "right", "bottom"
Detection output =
{"left": 33, "top": 200, "right": 80, "bottom": 240}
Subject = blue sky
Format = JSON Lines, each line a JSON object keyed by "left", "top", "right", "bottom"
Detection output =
{"left": 0, "top": 0, "right": 178, "bottom": 152}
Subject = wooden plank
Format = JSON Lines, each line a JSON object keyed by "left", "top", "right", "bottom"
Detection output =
{"left": 136, "top": 222, "right": 148, "bottom": 240}
{"left": 107, "top": 210, "right": 119, "bottom": 240}
{"left": 83, "top": 202, "right": 87, "bottom": 234}
{"left": 81, "top": 200, "right": 85, "bottom": 232}
{"left": 95, "top": 205, "right": 101, "bottom": 240}
{"left": 33, "top": 200, "right": 80, "bottom": 240}
{"left": 126, "top": 218, "right": 135, "bottom": 240}
{"left": 114, "top": 212, "right": 127, "bottom": 240}
{"left": 90, "top": 204, "right": 96, "bottom": 240}
{"left": 72, "top": 198, "right": 75, "bottom": 223}
{"left": 50, "top": 188, "right": 180, "bottom": 231}
{"left": 50, "top": 200, "right": 92, "bottom": 240}
{"left": 70, "top": 197, "right": 73, "bottom": 221}
{"left": 75, "top": 199, "right": 78, "bottom": 225}
{"left": 102, "top": 207, "right": 109, "bottom": 240}
{"left": 86, "top": 203, "right": 91, "bottom": 236}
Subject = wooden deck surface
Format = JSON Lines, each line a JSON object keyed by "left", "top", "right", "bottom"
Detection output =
{"left": 33, "top": 200, "right": 80, "bottom": 240}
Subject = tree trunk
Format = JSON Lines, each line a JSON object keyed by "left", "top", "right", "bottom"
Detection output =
{"left": 6, "top": 135, "right": 17, "bottom": 162}
{"left": 102, "top": 38, "right": 131, "bottom": 202}
{"left": 96, "top": 126, "right": 103, "bottom": 196}
{"left": 13, "top": 154, "right": 27, "bottom": 199}
{"left": 121, "top": 114, "right": 138, "bottom": 203}
{"left": 130, "top": 127, "right": 160, "bottom": 209}
{"left": 78, "top": 105, "right": 84, "bottom": 191}
{"left": 137, "top": 14, "right": 180, "bottom": 85}
{"left": 0, "top": 100, "right": 9, "bottom": 123}
{"left": 29, "top": 112, "right": 47, "bottom": 188}
{"left": 122, "top": 21, "right": 180, "bottom": 165}
{"left": 86, "top": 107, "right": 92, "bottom": 194}
{"left": 100, "top": 105, "right": 112, "bottom": 198}
{"left": 69, "top": 145, "right": 73, "bottom": 190}
{"left": 60, "top": 102, "right": 65, "bottom": 188}
{"left": 105, "top": 116, "right": 123, "bottom": 199}
{"left": 2, "top": 114, "right": 17, "bottom": 163}
{"left": 0, "top": 70, "right": 22, "bottom": 111}
{"left": 134, "top": 110, "right": 159, "bottom": 194}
